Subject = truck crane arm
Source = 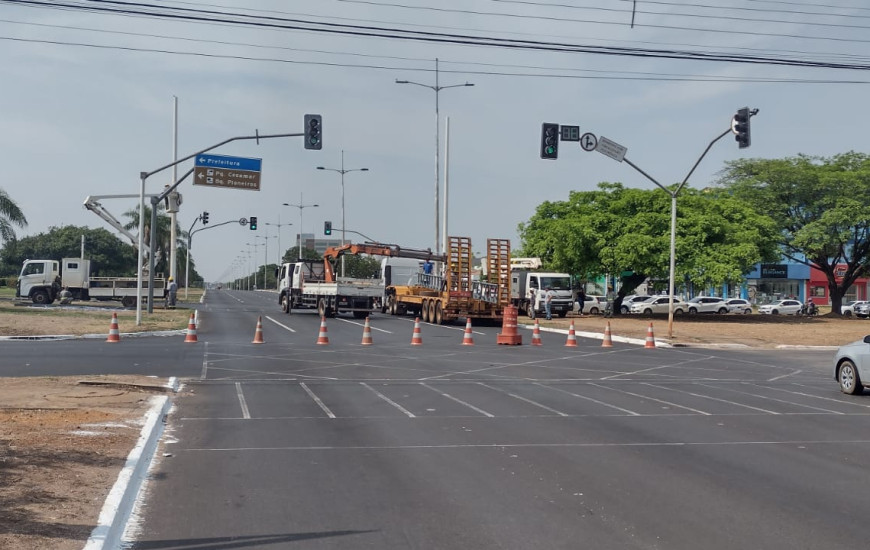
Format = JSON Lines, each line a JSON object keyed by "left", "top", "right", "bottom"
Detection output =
{"left": 322, "top": 242, "right": 445, "bottom": 282}
{"left": 83, "top": 195, "right": 154, "bottom": 257}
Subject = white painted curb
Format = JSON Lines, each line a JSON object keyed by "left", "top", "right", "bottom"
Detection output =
{"left": 83, "top": 380, "right": 176, "bottom": 550}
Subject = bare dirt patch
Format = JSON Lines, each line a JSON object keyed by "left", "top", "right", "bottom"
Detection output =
{"left": 540, "top": 312, "right": 870, "bottom": 348}
{"left": 0, "top": 376, "right": 171, "bottom": 550}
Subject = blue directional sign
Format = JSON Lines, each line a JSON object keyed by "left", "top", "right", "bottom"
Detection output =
{"left": 194, "top": 154, "right": 263, "bottom": 191}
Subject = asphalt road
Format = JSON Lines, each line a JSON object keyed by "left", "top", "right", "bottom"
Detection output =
{"left": 4, "top": 289, "right": 869, "bottom": 549}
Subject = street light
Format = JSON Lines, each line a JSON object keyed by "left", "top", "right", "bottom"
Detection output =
{"left": 317, "top": 149, "right": 369, "bottom": 277}
{"left": 396, "top": 58, "right": 474, "bottom": 254}
{"left": 265, "top": 219, "right": 292, "bottom": 265}
{"left": 255, "top": 234, "right": 272, "bottom": 289}
{"left": 283, "top": 193, "right": 319, "bottom": 260}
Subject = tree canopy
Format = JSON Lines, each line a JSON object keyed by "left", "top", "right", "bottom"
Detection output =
{"left": 0, "top": 226, "right": 137, "bottom": 277}
{"left": 518, "top": 182, "right": 779, "bottom": 299}
{"left": 716, "top": 152, "right": 870, "bottom": 313}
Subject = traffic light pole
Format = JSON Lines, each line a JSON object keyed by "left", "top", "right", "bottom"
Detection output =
{"left": 620, "top": 125, "right": 734, "bottom": 340}
{"left": 136, "top": 130, "right": 302, "bottom": 325}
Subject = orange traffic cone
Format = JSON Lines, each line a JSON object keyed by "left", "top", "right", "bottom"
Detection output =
{"left": 252, "top": 316, "right": 265, "bottom": 344}
{"left": 565, "top": 320, "right": 578, "bottom": 347}
{"left": 411, "top": 317, "right": 423, "bottom": 345}
{"left": 461, "top": 317, "right": 475, "bottom": 346}
{"left": 645, "top": 322, "right": 656, "bottom": 349}
{"left": 531, "top": 319, "right": 542, "bottom": 346}
{"left": 602, "top": 321, "right": 613, "bottom": 348}
{"left": 184, "top": 312, "right": 198, "bottom": 343}
{"left": 106, "top": 312, "right": 121, "bottom": 343}
{"left": 316, "top": 316, "right": 330, "bottom": 345}
{"left": 361, "top": 317, "right": 373, "bottom": 346}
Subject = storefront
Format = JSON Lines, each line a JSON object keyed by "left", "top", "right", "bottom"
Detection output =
{"left": 743, "top": 263, "right": 810, "bottom": 305}
{"left": 807, "top": 264, "right": 868, "bottom": 305}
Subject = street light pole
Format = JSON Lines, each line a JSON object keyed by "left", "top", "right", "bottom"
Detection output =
{"left": 283, "top": 193, "right": 319, "bottom": 261}
{"left": 265, "top": 218, "right": 292, "bottom": 286}
{"left": 396, "top": 58, "right": 473, "bottom": 254}
{"left": 317, "top": 149, "right": 369, "bottom": 277}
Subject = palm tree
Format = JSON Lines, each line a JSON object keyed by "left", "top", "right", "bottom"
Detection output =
{"left": 122, "top": 204, "right": 188, "bottom": 277}
{"left": 0, "top": 188, "right": 27, "bottom": 243}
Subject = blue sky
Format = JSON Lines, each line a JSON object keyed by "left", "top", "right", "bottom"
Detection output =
{"left": 1, "top": 0, "right": 868, "bottom": 281}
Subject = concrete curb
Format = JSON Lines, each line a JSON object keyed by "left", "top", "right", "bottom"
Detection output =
{"left": 523, "top": 324, "right": 672, "bottom": 348}
{"left": 83, "top": 377, "right": 178, "bottom": 550}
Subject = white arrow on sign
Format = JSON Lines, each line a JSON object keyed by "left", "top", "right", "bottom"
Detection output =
{"left": 596, "top": 136, "right": 628, "bottom": 163}
{"left": 580, "top": 132, "right": 598, "bottom": 151}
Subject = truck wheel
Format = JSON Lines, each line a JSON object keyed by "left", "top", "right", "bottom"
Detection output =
{"left": 421, "top": 299, "right": 430, "bottom": 323}
{"left": 434, "top": 301, "right": 443, "bottom": 325}
{"left": 318, "top": 299, "right": 327, "bottom": 317}
{"left": 31, "top": 290, "right": 51, "bottom": 305}
{"left": 527, "top": 305, "right": 536, "bottom": 320}
{"left": 281, "top": 295, "right": 291, "bottom": 314}
{"left": 121, "top": 296, "right": 136, "bottom": 308}
{"left": 558, "top": 311, "right": 567, "bottom": 318}
{"left": 389, "top": 296, "right": 397, "bottom": 315}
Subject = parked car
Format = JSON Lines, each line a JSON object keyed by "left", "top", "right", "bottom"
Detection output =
{"left": 724, "top": 298, "right": 753, "bottom": 314}
{"left": 619, "top": 294, "right": 653, "bottom": 314}
{"left": 757, "top": 299, "right": 802, "bottom": 315}
{"left": 629, "top": 296, "right": 687, "bottom": 315}
{"left": 575, "top": 295, "right": 606, "bottom": 315}
{"left": 855, "top": 302, "right": 870, "bottom": 318}
{"left": 686, "top": 296, "right": 728, "bottom": 314}
{"left": 843, "top": 300, "right": 870, "bottom": 317}
{"left": 833, "top": 335, "right": 870, "bottom": 394}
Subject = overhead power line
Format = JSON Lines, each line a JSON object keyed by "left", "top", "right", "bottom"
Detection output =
{"left": 4, "top": 0, "right": 870, "bottom": 70}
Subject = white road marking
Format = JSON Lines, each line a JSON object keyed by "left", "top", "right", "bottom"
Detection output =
{"left": 265, "top": 315, "right": 295, "bottom": 333}
{"left": 538, "top": 383, "right": 642, "bottom": 416}
{"left": 478, "top": 382, "right": 569, "bottom": 416}
{"left": 235, "top": 382, "right": 251, "bottom": 419}
{"left": 187, "top": 439, "right": 870, "bottom": 452}
{"left": 588, "top": 382, "right": 711, "bottom": 416}
{"left": 643, "top": 383, "right": 780, "bottom": 414}
{"left": 420, "top": 382, "right": 494, "bottom": 417}
{"left": 200, "top": 341, "right": 209, "bottom": 380}
{"left": 696, "top": 382, "right": 844, "bottom": 414}
{"left": 300, "top": 382, "right": 336, "bottom": 418}
{"left": 361, "top": 382, "right": 415, "bottom": 417}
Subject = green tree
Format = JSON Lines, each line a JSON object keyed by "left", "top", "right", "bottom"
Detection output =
{"left": 518, "top": 182, "right": 778, "bottom": 313}
{"left": 717, "top": 152, "right": 870, "bottom": 315}
{"left": 281, "top": 245, "right": 320, "bottom": 263}
{"left": 0, "top": 226, "right": 137, "bottom": 277}
{"left": 0, "top": 188, "right": 27, "bottom": 244}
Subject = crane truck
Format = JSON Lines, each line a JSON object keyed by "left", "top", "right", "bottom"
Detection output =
{"left": 16, "top": 257, "right": 165, "bottom": 307}
{"left": 276, "top": 243, "right": 440, "bottom": 318}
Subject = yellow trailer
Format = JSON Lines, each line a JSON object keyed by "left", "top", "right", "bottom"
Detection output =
{"left": 386, "top": 237, "right": 511, "bottom": 325}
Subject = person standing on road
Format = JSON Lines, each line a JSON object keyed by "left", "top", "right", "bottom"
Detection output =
{"left": 167, "top": 276, "right": 178, "bottom": 308}
{"left": 544, "top": 286, "right": 554, "bottom": 320}
{"left": 577, "top": 286, "right": 586, "bottom": 316}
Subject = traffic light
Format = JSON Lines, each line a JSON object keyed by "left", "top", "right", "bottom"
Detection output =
{"left": 304, "top": 114, "right": 322, "bottom": 150}
{"left": 324, "top": 221, "right": 332, "bottom": 235}
{"left": 249, "top": 216, "right": 258, "bottom": 230}
{"left": 201, "top": 211, "right": 209, "bottom": 225}
{"left": 732, "top": 107, "right": 751, "bottom": 149}
{"left": 540, "top": 122, "right": 559, "bottom": 160}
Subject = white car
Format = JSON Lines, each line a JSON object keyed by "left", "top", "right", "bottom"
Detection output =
{"left": 619, "top": 294, "right": 653, "bottom": 314}
{"left": 629, "top": 296, "right": 686, "bottom": 315}
{"left": 575, "top": 295, "right": 606, "bottom": 315}
{"left": 841, "top": 300, "right": 870, "bottom": 318}
{"left": 757, "top": 299, "right": 802, "bottom": 315}
{"left": 686, "top": 296, "right": 728, "bottom": 314}
{"left": 724, "top": 298, "right": 753, "bottom": 314}
{"left": 833, "top": 335, "right": 870, "bottom": 394}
